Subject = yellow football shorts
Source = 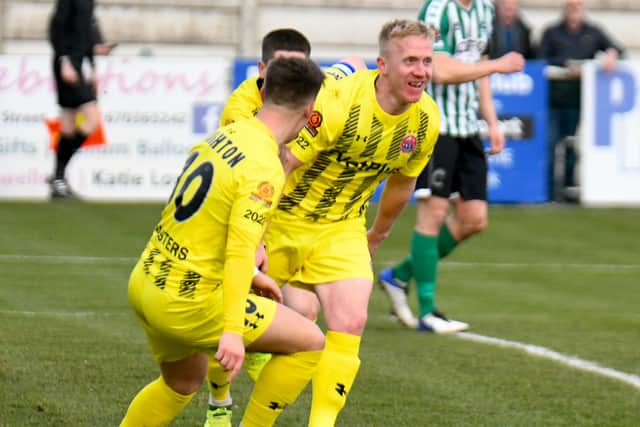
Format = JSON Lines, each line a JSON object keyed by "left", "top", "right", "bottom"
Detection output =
{"left": 127, "top": 260, "right": 277, "bottom": 363}
{"left": 265, "top": 213, "right": 373, "bottom": 290}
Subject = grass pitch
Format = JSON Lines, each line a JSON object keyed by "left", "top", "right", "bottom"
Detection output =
{"left": 0, "top": 201, "right": 639, "bottom": 426}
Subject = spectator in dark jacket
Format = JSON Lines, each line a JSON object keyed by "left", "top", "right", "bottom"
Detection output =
{"left": 538, "top": 0, "right": 623, "bottom": 199}
{"left": 489, "top": 0, "right": 535, "bottom": 60}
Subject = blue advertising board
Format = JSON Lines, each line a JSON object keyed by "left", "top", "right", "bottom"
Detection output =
{"left": 486, "top": 60, "right": 548, "bottom": 203}
{"left": 232, "top": 59, "right": 549, "bottom": 204}
{"left": 231, "top": 58, "right": 377, "bottom": 87}
{"left": 232, "top": 58, "right": 260, "bottom": 88}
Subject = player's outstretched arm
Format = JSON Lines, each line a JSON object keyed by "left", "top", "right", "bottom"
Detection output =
{"left": 433, "top": 51, "right": 525, "bottom": 85}
{"left": 325, "top": 55, "right": 368, "bottom": 81}
{"left": 339, "top": 55, "right": 368, "bottom": 71}
{"left": 478, "top": 75, "right": 505, "bottom": 155}
{"left": 367, "top": 173, "right": 417, "bottom": 258}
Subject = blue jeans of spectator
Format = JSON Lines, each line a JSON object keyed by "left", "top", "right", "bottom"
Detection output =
{"left": 548, "top": 107, "right": 580, "bottom": 197}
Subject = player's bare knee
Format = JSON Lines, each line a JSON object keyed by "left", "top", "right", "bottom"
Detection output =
{"left": 286, "top": 298, "right": 319, "bottom": 320}
{"left": 160, "top": 353, "right": 207, "bottom": 395}
{"left": 289, "top": 322, "right": 324, "bottom": 352}
{"left": 307, "top": 326, "right": 325, "bottom": 351}
{"left": 328, "top": 311, "right": 367, "bottom": 335}
{"left": 299, "top": 297, "right": 321, "bottom": 320}
{"left": 461, "top": 215, "right": 487, "bottom": 237}
{"left": 173, "top": 378, "right": 202, "bottom": 395}
{"left": 161, "top": 373, "right": 203, "bottom": 395}
{"left": 303, "top": 303, "right": 320, "bottom": 321}
{"left": 416, "top": 199, "right": 448, "bottom": 234}
{"left": 282, "top": 285, "right": 319, "bottom": 320}
{"left": 474, "top": 213, "right": 488, "bottom": 233}
{"left": 478, "top": 216, "right": 488, "bottom": 232}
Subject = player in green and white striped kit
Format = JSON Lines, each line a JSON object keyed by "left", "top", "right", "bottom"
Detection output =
{"left": 380, "top": 0, "right": 525, "bottom": 333}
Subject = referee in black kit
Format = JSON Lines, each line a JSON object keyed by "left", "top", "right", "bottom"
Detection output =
{"left": 48, "top": 0, "right": 114, "bottom": 198}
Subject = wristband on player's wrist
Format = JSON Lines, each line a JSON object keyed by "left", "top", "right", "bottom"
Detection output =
{"left": 253, "top": 266, "right": 260, "bottom": 278}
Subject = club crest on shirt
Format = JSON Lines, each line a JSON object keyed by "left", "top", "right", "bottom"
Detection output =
{"left": 251, "top": 181, "right": 275, "bottom": 207}
{"left": 304, "top": 111, "right": 323, "bottom": 137}
{"left": 401, "top": 135, "right": 417, "bottom": 153}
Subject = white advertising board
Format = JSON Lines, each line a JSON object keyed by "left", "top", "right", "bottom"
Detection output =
{"left": 0, "top": 55, "right": 230, "bottom": 200}
{"left": 581, "top": 61, "right": 640, "bottom": 205}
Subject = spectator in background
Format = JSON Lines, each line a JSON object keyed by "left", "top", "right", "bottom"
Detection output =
{"left": 48, "top": 0, "right": 114, "bottom": 198}
{"left": 538, "top": 0, "right": 623, "bottom": 200}
{"left": 489, "top": 0, "right": 535, "bottom": 59}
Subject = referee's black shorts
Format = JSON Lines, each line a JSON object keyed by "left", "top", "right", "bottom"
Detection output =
{"left": 52, "top": 56, "right": 97, "bottom": 108}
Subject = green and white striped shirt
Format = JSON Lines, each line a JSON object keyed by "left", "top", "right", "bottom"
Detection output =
{"left": 419, "top": 0, "right": 494, "bottom": 137}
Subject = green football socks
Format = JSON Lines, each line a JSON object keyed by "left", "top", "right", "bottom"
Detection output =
{"left": 438, "top": 223, "right": 459, "bottom": 259}
{"left": 410, "top": 231, "right": 439, "bottom": 317}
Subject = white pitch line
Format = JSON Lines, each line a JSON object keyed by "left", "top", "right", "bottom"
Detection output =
{"left": 5, "top": 308, "right": 640, "bottom": 391}
{"left": 380, "top": 260, "right": 640, "bottom": 270}
{"left": 456, "top": 332, "right": 640, "bottom": 390}
{"left": 3, "top": 254, "right": 640, "bottom": 270}
{"left": 0, "top": 254, "right": 136, "bottom": 264}
{"left": 442, "top": 261, "right": 640, "bottom": 270}
{"left": 0, "top": 310, "right": 127, "bottom": 317}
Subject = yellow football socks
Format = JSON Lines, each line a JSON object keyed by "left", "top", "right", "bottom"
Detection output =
{"left": 309, "top": 331, "right": 361, "bottom": 427}
{"left": 241, "top": 350, "right": 322, "bottom": 427}
{"left": 206, "top": 356, "right": 231, "bottom": 402}
{"left": 120, "top": 376, "right": 193, "bottom": 427}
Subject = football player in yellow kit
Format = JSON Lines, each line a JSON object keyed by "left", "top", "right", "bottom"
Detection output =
{"left": 220, "top": 28, "right": 363, "bottom": 127}
{"left": 266, "top": 19, "right": 441, "bottom": 426}
{"left": 212, "top": 20, "right": 440, "bottom": 427}
{"left": 204, "top": 28, "right": 366, "bottom": 427}
{"left": 119, "top": 57, "right": 326, "bottom": 427}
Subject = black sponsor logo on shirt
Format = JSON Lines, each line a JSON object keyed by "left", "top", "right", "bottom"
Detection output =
{"left": 335, "top": 151, "right": 399, "bottom": 174}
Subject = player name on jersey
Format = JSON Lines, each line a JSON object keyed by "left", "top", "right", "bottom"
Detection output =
{"left": 153, "top": 224, "right": 189, "bottom": 260}
{"left": 205, "top": 132, "right": 246, "bottom": 168}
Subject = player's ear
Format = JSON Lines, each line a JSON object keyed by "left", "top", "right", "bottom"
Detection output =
{"left": 303, "top": 100, "right": 315, "bottom": 119}
{"left": 258, "top": 60, "right": 268, "bottom": 79}
{"left": 376, "top": 56, "right": 386, "bottom": 74}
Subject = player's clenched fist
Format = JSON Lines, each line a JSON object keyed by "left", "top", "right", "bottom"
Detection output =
{"left": 495, "top": 51, "right": 525, "bottom": 74}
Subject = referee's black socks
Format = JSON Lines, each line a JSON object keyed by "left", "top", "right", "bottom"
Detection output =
{"left": 54, "top": 130, "right": 89, "bottom": 180}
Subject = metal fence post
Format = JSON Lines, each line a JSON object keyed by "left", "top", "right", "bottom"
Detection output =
{"left": 239, "top": 0, "right": 257, "bottom": 57}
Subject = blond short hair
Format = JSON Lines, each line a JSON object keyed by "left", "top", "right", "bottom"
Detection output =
{"left": 378, "top": 19, "right": 436, "bottom": 56}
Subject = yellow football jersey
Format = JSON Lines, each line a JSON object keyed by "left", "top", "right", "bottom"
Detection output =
{"left": 219, "top": 62, "right": 357, "bottom": 127}
{"left": 279, "top": 69, "right": 440, "bottom": 223}
{"left": 138, "top": 117, "right": 285, "bottom": 333}
{"left": 219, "top": 77, "right": 263, "bottom": 127}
